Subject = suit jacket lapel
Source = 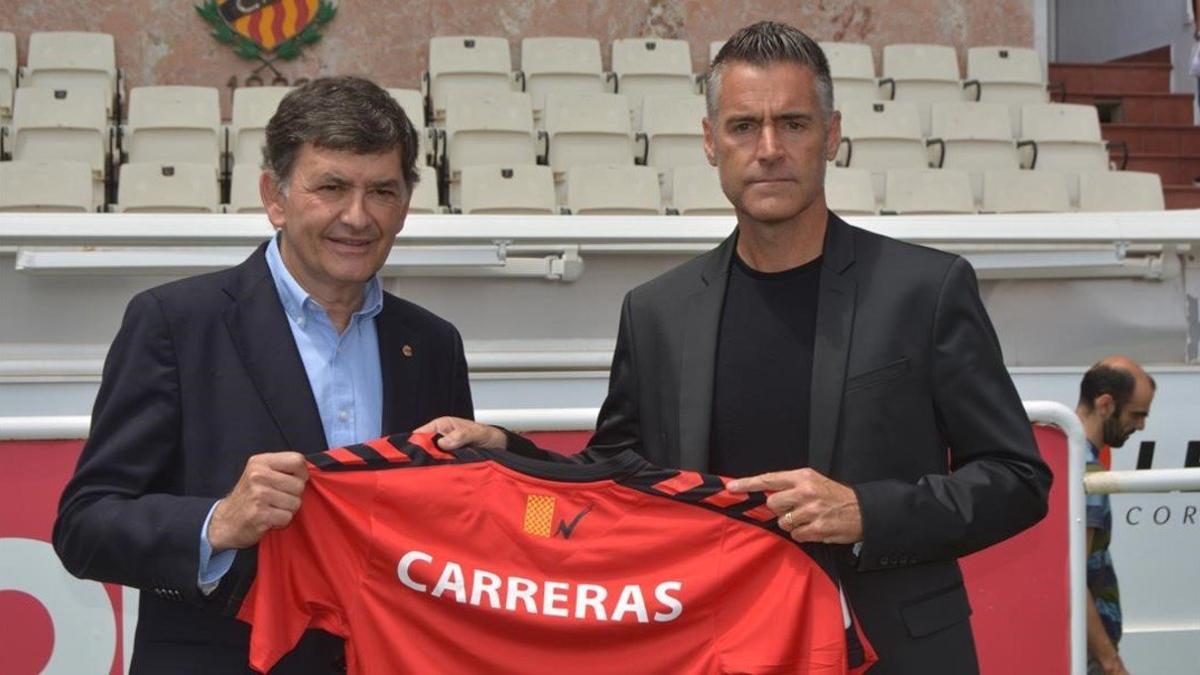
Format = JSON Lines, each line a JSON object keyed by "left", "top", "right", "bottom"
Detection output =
{"left": 809, "top": 214, "right": 857, "bottom": 476}
{"left": 677, "top": 233, "right": 736, "bottom": 471}
{"left": 223, "top": 244, "right": 328, "bottom": 454}
{"left": 376, "top": 295, "right": 421, "bottom": 434}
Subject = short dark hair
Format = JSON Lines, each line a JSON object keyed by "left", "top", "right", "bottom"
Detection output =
{"left": 706, "top": 21, "right": 834, "bottom": 121}
{"left": 263, "top": 76, "right": 420, "bottom": 191}
{"left": 1078, "top": 364, "right": 1157, "bottom": 412}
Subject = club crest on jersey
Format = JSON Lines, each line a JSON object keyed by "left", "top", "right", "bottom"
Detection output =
{"left": 522, "top": 494, "right": 593, "bottom": 540}
{"left": 196, "top": 0, "right": 336, "bottom": 60}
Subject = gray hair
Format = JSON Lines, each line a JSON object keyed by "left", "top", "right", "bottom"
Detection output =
{"left": 263, "top": 76, "right": 420, "bottom": 192}
{"left": 705, "top": 21, "right": 834, "bottom": 122}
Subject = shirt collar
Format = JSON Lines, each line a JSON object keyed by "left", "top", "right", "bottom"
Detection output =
{"left": 266, "top": 234, "right": 384, "bottom": 323}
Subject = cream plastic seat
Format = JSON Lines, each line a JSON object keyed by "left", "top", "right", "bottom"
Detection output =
{"left": 441, "top": 90, "right": 536, "bottom": 206}
{"left": 458, "top": 164, "right": 555, "bottom": 215}
{"left": 1077, "top": 171, "right": 1164, "bottom": 212}
{"left": 612, "top": 38, "right": 696, "bottom": 121}
{"left": 542, "top": 92, "right": 635, "bottom": 175}
{"left": 708, "top": 41, "right": 725, "bottom": 64}
{"left": 837, "top": 100, "right": 928, "bottom": 202}
{"left": 637, "top": 94, "right": 706, "bottom": 172}
{"left": 519, "top": 38, "right": 604, "bottom": 121}
{"left": 11, "top": 86, "right": 109, "bottom": 205}
{"left": 882, "top": 168, "right": 975, "bottom": 215}
{"left": 123, "top": 86, "right": 222, "bottom": 167}
{"left": 228, "top": 86, "right": 291, "bottom": 168}
{"left": 115, "top": 162, "right": 221, "bottom": 213}
{"left": 0, "top": 32, "right": 15, "bottom": 120}
{"left": 965, "top": 47, "right": 1048, "bottom": 134}
{"left": 670, "top": 165, "right": 733, "bottom": 216}
{"left": 927, "top": 101, "right": 1020, "bottom": 205}
{"left": 227, "top": 163, "right": 264, "bottom": 214}
{"left": 821, "top": 42, "right": 879, "bottom": 106}
{"left": 1019, "top": 103, "right": 1111, "bottom": 206}
{"left": 425, "top": 36, "right": 513, "bottom": 122}
{"left": 0, "top": 160, "right": 96, "bottom": 212}
{"left": 407, "top": 167, "right": 443, "bottom": 214}
{"left": 386, "top": 88, "right": 433, "bottom": 166}
{"left": 980, "top": 170, "right": 1071, "bottom": 213}
{"left": 563, "top": 164, "right": 662, "bottom": 215}
{"left": 23, "top": 32, "right": 120, "bottom": 117}
{"left": 825, "top": 167, "right": 878, "bottom": 216}
{"left": 880, "top": 44, "right": 964, "bottom": 136}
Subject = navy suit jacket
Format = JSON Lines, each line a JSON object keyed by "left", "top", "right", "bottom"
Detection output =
{"left": 53, "top": 243, "right": 473, "bottom": 673}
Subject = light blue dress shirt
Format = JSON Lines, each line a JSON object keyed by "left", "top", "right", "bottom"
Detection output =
{"left": 198, "top": 236, "right": 386, "bottom": 591}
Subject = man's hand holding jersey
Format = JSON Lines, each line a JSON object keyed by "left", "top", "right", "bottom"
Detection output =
{"left": 208, "top": 452, "right": 309, "bottom": 552}
{"left": 414, "top": 416, "right": 509, "bottom": 451}
{"left": 728, "top": 469, "right": 864, "bottom": 545}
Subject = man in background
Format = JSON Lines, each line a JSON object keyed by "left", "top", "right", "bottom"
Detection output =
{"left": 1076, "top": 356, "right": 1156, "bottom": 675}
{"left": 54, "top": 76, "right": 473, "bottom": 673}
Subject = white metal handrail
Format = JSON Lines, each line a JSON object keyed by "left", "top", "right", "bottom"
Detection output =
{"left": 1085, "top": 468, "right": 1200, "bottom": 495}
{"left": 1023, "top": 400, "right": 1088, "bottom": 675}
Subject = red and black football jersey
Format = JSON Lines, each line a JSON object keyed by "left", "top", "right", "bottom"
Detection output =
{"left": 238, "top": 433, "right": 877, "bottom": 674}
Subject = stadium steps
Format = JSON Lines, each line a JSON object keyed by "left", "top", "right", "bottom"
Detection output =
{"left": 1051, "top": 49, "right": 1200, "bottom": 209}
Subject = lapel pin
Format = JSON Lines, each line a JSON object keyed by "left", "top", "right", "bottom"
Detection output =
{"left": 402, "top": 344, "right": 414, "bottom": 357}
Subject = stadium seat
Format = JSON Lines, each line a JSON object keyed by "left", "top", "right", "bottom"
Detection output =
{"left": 519, "top": 38, "right": 605, "bottom": 121}
{"left": 1018, "top": 103, "right": 1111, "bottom": 205}
{"left": 386, "top": 88, "right": 433, "bottom": 166}
{"left": 227, "top": 163, "right": 263, "bottom": 214}
{"left": 229, "top": 86, "right": 291, "bottom": 168}
{"left": 408, "top": 167, "right": 443, "bottom": 214}
{"left": 825, "top": 167, "right": 877, "bottom": 215}
{"left": 965, "top": 47, "right": 1048, "bottom": 133}
{"left": 123, "top": 86, "right": 222, "bottom": 167}
{"left": 114, "top": 162, "right": 221, "bottom": 213}
{"left": 837, "top": 101, "right": 928, "bottom": 202}
{"left": 611, "top": 38, "right": 696, "bottom": 121}
{"left": 0, "top": 32, "right": 15, "bottom": 120}
{"left": 880, "top": 44, "right": 964, "bottom": 135}
{"left": 541, "top": 92, "right": 635, "bottom": 176}
{"left": 441, "top": 90, "right": 536, "bottom": 206}
{"left": 10, "top": 87, "right": 109, "bottom": 205}
{"left": 23, "top": 32, "right": 120, "bottom": 118}
{"left": 457, "top": 164, "right": 555, "bottom": 215}
{"left": 637, "top": 94, "right": 706, "bottom": 172}
{"left": 927, "top": 101, "right": 1020, "bottom": 205}
{"left": 0, "top": 160, "right": 96, "bottom": 212}
{"left": 425, "top": 36, "right": 513, "bottom": 122}
{"left": 1077, "top": 171, "right": 1165, "bottom": 212}
{"left": 980, "top": 169, "right": 1071, "bottom": 213}
{"left": 710, "top": 41, "right": 726, "bottom": 62}
{"left": 821, "top": 42, "right": 879, "bottom": 106}
{"left": 670, "top": 165, "right": 733, "bottom": 216}
{"left": 882, "top": 168, "right": 976, "bottom": 215}
{"left": 563, "top": 164, "right": 662, "bottom": 215}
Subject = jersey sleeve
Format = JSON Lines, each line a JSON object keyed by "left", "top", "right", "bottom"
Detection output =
{"left": 237, "top": 465, "right": 378, "bottom": 673}
{"left": 714, "top": 522, "right": 876, "bottom": 674}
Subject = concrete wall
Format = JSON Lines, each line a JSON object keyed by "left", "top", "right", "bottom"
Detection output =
{"left": 1, "top": 0, "right": 1034, "bottom": 116}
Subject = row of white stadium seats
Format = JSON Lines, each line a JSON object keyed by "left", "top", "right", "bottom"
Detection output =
{"left": 0, "top": 30, "right": 1044, "bottom": 126}
{"left": 0, "top": 159, "right": 1161, "bottom": 215}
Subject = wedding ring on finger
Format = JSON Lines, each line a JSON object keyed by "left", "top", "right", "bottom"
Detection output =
{"left": 782, "top": 510, "right": 794, "bottom": 528}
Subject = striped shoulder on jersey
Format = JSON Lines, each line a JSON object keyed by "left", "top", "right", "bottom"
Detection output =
{"left": 620, "top": 467, "right": 788, "bottom": 534}
{"left": 308, "top": 433, "right": 487, "bottom": 472}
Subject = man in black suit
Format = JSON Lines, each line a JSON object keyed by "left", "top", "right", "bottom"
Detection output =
{"left": 54, "top": 77, "right": 472, "bottom": 673}
{"left": 423, "top": 22, "right": 1051, "bottom": 673}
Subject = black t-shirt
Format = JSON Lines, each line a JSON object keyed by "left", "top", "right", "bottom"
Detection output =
{"left": 709, "top": 253, "right": 822, "bottom": 478}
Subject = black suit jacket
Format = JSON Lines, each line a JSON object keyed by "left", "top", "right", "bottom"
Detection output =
{"left": 53, "top": 243, "right": 473, "bottom": 674}
{"left": 589, "top": 213, "right": 1052, "bottom": 674}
